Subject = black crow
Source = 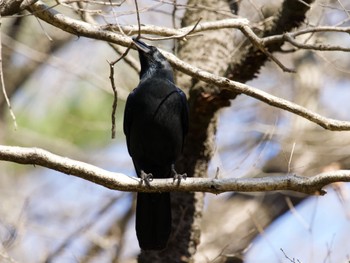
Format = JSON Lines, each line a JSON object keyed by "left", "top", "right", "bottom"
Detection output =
{"left": 123, "top": 38, "right": 188, "bottom": 250}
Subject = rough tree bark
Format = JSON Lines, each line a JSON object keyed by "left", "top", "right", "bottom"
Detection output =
{"left": 194, "top": 1, "right": 324, "bottom": 261}
{"left": 142, "top": 0, "right": 317, "bottom": 262}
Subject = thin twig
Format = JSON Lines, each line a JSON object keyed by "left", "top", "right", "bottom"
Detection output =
{"left": 141, "top": 18, "right": 202, "bottom": 41}
{"left": 171, "top": 0, "right": 178, "bottom": 54}
{"left": 134, "top": 0, "right": 141, "bottom": 38}
{"left": 108, "top": 43, "right": 140, "bottom": 72}
{"left": 0, "top": 15, "right": 18, "bottom": 129}
{"left": 76, "top": 5, "right": 140, "bottom": 73}
{"left": 106, "top": 0, "right": 140, "bottom": 139}
{"left": 59, "top": 0, "right": 125, "bottom": 6}
{"left": 284, "top": 33, "right": 350, "bottom": 52}
{"left": 109, "top": 0, "right": 141, "bottom": 139}
{"left": 280, "top": 248, "right": 302, "bottom": 263}
{"left": 155, "top": 0, "right": 235, "bottom": 18}
{"left": 288, "top": 142, "right": 296, "bottom": 174}
{"left": 171, "top": 0, "right": 177, "bottom": 29}
{"left": 108, "top": 42, "right": 133, "bottom": 139}
{"left": 262, "top": 26, "right": 350, "bottom": 45}
{"left": 109, "top": 61, "right": 118, "bottom": 139}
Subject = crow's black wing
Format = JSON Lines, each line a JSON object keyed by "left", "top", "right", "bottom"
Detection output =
{"left": 123, "top": 89, "right": 136, "bottom": 154}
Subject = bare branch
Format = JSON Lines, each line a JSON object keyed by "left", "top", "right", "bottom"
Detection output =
{"left": 108, "top": 61, "right": 118, "bottom": 139}
{"left": 26, "top": 1, "right": 350, "bottom": 131}
{"left": 163, "top": 51, "right": 350, "bottom": 131}
{"left": 28, "top": 1, "right": 350, "bottom": 51}
{"left": 262, "top": 26, "right": 350, "bottom": 45}
{"left": 104, "top": 17, "right": 250, "bottom": 37}
{"left": 134, "top": 0, "right": 141, "bottom": 38}
{"left": 141, "top": 18, "right": 202, "bottom": 41}
{"left": 27, "top": 1, "right": 131, "bottom": 45}
{"left": 240, "top": 24, "right": 295, "bottom": 73}
{"left": 108, "top": 43, "right": 140, "bottom": 71}
{"left": 1, "top": 145, "right": 350, "bottom": 195}
{"left": 283, "top": 33, "right": 350, "bottom": 52}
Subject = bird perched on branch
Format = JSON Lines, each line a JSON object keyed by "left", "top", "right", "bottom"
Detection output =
{"left": 123, "top": 38, "right": 188, "bottom": 250}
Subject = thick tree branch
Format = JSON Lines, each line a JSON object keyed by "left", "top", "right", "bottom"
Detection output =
{"left": 1, "top": 145, "right": 350, "bottom": 195}
{"left": 25, "top": 1, "right": 350, "bottom": 131}
{"left": 164, "top": 51, "right": 350, "bottom": 131}
{"left": 104, "top": 17, "right": 250, "bottom": 37}
{"left": 27, "top": 1, "right": 350, "bottom": 53}
{"left": 27, "top": 5, "right": 350, "bottom": 130}
{"left": 27, "top": 1, "right": 131, "bottom": 45}
{"left": 1, "top": 0, "right": 37, "bottom": 16}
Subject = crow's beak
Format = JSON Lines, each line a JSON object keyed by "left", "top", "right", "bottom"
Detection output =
{"left": 132, "top": 37, "right": 151, "bottom": 53}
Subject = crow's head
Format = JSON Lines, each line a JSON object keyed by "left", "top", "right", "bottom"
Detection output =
{"left": 132, "top": 38, "right": 173, "bottom": 80}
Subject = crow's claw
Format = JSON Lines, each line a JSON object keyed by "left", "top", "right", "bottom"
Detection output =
{"left": 173, "top": 172, "right": 187, "bottom": 181}
{"left": 140, "top": 170, "right": 153, "bottom": 186}
{"left": 171, "top": 165, "right": 187, "bottom": 183}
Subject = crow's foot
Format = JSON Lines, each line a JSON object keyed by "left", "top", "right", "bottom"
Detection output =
{"left": 171, "top": 164, "right": 187, "bottom": 183}
{"left": 140, "top": 170, "right": 153, "bottom": 186}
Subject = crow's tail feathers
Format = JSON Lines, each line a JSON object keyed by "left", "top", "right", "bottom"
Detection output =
{"left": 136, "top": 192, "right": 171, "bottom": 250}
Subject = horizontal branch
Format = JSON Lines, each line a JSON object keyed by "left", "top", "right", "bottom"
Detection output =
{"left": 27, "top": 1, "right": 132, "bottom": 45}
{"left": 1, "top": 145, "right": 350, "bottom": 195}
{"left": 104, "top": 18, "right": 250, "bottom": 37}
{"left": 27, "top": 1, "right": 350, "bottom": 131}
{"left": 262, "top": 25, "right": 350, "bottom": 45}
{"left": 283, "top": 33, "right": 350, "bottom": 52}
{"left": 163, "top": 51, "right": 350, "bottom": 131}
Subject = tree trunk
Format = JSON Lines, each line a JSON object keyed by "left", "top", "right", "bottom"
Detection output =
{"left": 138, "top": 0, "right": 235, "bottom": 262}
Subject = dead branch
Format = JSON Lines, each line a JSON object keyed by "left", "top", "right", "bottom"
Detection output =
{"left": 283, "top": 33, "right": 350, "bottom": 52}
{"left": 141, "top": 18, "right": 202, "bottom": 41}
{"left": 262, "top": 26, "right": 350, "bottom": 45}
{"left": 105, "top": 17, "right": 249, "bottom": 37}
{"left": 1, "top": 145, "right": 350, "bottom": 195}
{"left": 163, "top": 51, "right": 350, "bottom": 131}
{"left": 25, "top": 1, "right": 350, "bottom": 131}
